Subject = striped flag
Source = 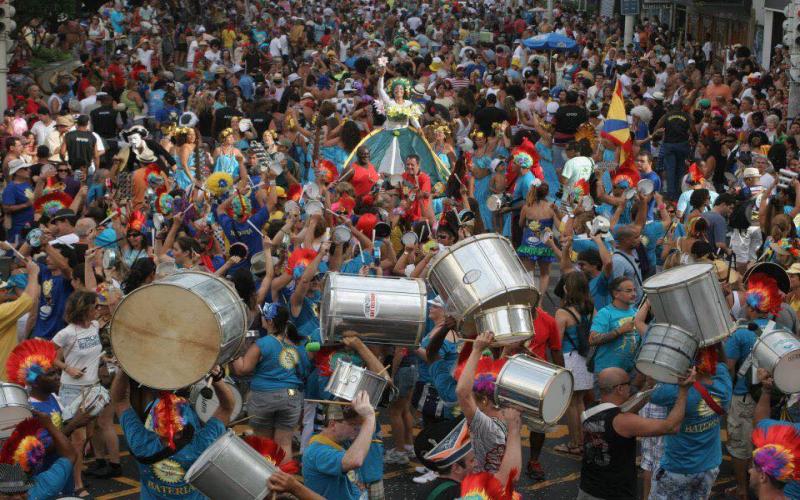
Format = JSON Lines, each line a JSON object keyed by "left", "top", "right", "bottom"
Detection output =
{"left": 601, "top": 79, "right": 633, "bottom": 169}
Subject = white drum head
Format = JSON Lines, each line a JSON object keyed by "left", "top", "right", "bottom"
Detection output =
{"left": 487, "top": 195, "right": 502, "bottom": 212}
{"left": 774, "top": 350, "right": 800, "bottom": 393}
{"left": 541, "top": 370, "right": 573, "bottom": 424}
{"left": 636, "top": 361, "right": 680, "bottom": 384}
{"left": 305, "top": 200, "right": 323, "bottom": 216}
{"left": 112, "top": 284, "right": 225, "bottom": 389}
{"left": 193, "top": 381, "right": 243, "bottom": 423}
{"left": 644, "top": 263, "right": 713, "bottom": 288}
{"left": 0, "top": 407, "right": 32, "bottom": 438}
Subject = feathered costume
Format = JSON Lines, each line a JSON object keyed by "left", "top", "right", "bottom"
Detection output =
{"left": 460, "top": 470, "right": 520, "bottom": 500}
{"left": 34, "top": 191, "right": 73, "bottom": 218}
{"left": 454, "top": 354, "right": 507, "bottom": 398}
{"left": 0, "top": 418, "right": 53, "bottom": 474}
{"left": 752, "top": 424, "right": 800, "bottom": 483}
{"left": 243, "top": 435, "right": 300, "bottom": 473}
{"left": 146, "top": 392, "right": 191, "bottom": 450}
{"left": 6, "top": 339, "right": 57, "bottom": 387}
{"left": 746, "top": 273, "right": 784, "bottom": 316}
{"left": 341, "top": 75, "right": 449, "bottom": 183}
{"left": 611, "top": 166, "right": 640, "bottom": 190}
{"left": 205, "top": 171, "right": 235, "bottom": 198}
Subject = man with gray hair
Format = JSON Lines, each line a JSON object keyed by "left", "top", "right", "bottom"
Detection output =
{"left": 578, "top": 367, "right": 694, "bottom": 500}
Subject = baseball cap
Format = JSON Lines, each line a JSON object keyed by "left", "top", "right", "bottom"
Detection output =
{"left": 288, "top": 73, "right": 302, "bottom": 84}
{"left": 687, "top": 59, "right": 696, "bottom": 65}
{"left": 7, "top": 159, "right": 31, "bottom": 176}
{"left": 743, "top": 167, "right": 760, "bottom": 178}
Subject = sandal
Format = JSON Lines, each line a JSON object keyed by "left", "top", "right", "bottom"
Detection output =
{"left": 553, "top": 443, "right": 583, "bottom": 456}
{"left": 75, "top": 487, "right": 93, "bottom": 499}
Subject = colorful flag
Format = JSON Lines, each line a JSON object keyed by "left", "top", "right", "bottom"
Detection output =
{"left": 601, "top": 79, "right": 633, "bottom": 169}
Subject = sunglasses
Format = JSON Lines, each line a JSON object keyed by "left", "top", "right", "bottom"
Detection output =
{"left": 58, "top": 169, "right": 70, "bottom": 173}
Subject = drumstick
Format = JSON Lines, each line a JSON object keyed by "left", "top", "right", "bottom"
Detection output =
{"left": 227, "top": 414, "right": 255, "bottom": 426}
{"left": 247, "top": 219, "right": 265, "bottom": 238}
{"left": 98, "top": 213, "right": 114, "bottom": 226}
{"left": 1, "top": 242, "right": 27, "bottom": 263}
{"left": 304, "top": 399, "right": 351, "bottom": 406}
{"left": 375, "top": 365, "right": 390, "bottom": 377}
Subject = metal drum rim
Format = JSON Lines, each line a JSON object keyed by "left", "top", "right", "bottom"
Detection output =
{"left": 110, "top": 272, "right": 248, "bottom": 390}
{"left": 425, "top": 233, "right": 515, "bottom": 280}
{"left": 474, "top": 303, "right": 533, "bottom": 319}
{"left": 494, "top": 354, "right": 573, "bottom": 425}
{"left": 642, "top": 263, "right": 714, "bottom": 289}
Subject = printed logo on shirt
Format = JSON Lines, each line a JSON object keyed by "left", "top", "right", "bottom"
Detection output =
{"left": 77, "top": 335, "right": 101, "bottom": 350}
{"left": 695, "top": 395, "right": 724, "bottom": 419}
{"left": 279, "top": 347, "right": 299, "bottom": 370}
{"left": 151, "top": 458, "right": 186, "bottom": 484}
{"left": 24, "top": 188, "right": 33, "bottom": 201}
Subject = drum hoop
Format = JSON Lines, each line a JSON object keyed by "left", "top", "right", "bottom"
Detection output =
{"left": 426, "top": 233, "right": 514, "bottom": 280}
{"left": 110, "top": 271, "right": 248, "bottom": 390}
{"left": 642, "top": 263, "right": 714, "bottom": 289}
{"left": 638, "top": 341, "right": 696, "bottom": 358}
{"left": 494, "top": 354, "right": 572, "bottom": 423}
{"left": 0, "top": 403, "right": 32, "bottom": 410}
{"left": 474, "top": 304, "right": 532, "bottom": 318}
{"left": 185, "top": 430, "right": 235, "bottom": 481}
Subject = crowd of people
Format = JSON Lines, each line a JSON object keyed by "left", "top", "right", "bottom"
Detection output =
{"left": 0, "top": 0, "right": 798, "bottom": 499}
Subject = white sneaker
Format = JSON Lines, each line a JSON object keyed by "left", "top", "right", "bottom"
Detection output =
{"left": 412, "top": 470, "right": 438, "bottom": 484}
{"left": 384, "top": 448, "right": 410, "bottom": 465}
{"left": 414, "top": 465, "right": 429, "bottom": 474}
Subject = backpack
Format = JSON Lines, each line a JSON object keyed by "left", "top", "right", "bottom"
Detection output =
{"left": 564, "top": 308, "right": 593, "bottom": 358}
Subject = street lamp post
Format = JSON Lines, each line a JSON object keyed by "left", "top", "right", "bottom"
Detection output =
{"left": 0, "top": 0, "right": 16, "bottom": 117}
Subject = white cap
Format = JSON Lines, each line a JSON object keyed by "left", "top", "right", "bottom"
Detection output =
{"left": 652, "top": 91, "right": 665, "bottom": 101}
{"left": 687, "top": 58, "right": 696, "bottom": 65}
{"left": 8, "top": 159, "right": 31, "bottom": 176}
{"left": 546, "top": 102, "right": 559, "bottom": 114}
{"left": 743, "top": 167, "right": 761, "bottom": 178}
{"left": 287, "top": 73, "right": 301, "bottom": 84}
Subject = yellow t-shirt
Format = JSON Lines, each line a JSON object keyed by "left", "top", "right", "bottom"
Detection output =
{"left": 0, "top": 293, "right": 33, "bottom": 381}
{"left": 221, "top": 29, "right": 237, "bottom": 49}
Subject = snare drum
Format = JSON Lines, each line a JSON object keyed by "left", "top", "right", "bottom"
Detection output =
{"left": 427, "top": 234, "right": 539, "bottom": 335}
{"left": 111, "top": 271, "right": 247, "bottom": 390}
{"left": 62, "top": 385, "right": 111, "bottom": 420}
{"left": 494, "top": 354, "right": 573, "bottom": 428}
{"left": 321, "top": 273, "right": 427, "bottom": 346}
{"left": 189, "top": 378, "right": 244, "bottom": 423}
{"left": 473, "top": 305, "right": 535, "bottom": 346}
{"left": 753, "top": 326, "right": 800, "bottom": 394}
{"left": 643, "top": 263, "right": 734, "bottom": 346}
{"left": 325, "top": 361, "right": 387, "bottom": 408}
{"left": 635, "top": 323, "right": 699, "bottom": 384}
{"left": 0, "top": 383, "right": 32, "bottom": 439}
{"left": 184, "top": 430, "right": 276, "bottom": 500}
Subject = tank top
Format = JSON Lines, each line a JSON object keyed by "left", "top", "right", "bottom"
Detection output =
{"left": 663, "top": 110, "right": 690, "bottom": 144}
{"left": 120, "top": 90, "right": 142, "bottom": 116}
{"left": 580, "top": 404, "right": 637, "bottom": 499}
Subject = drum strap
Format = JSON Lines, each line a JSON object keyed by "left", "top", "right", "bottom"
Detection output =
{"left": 693, "top": 382, "right": 725, "bottom": 416}
{"left": 133, "top": 425, "right": 195, "bottom": 465}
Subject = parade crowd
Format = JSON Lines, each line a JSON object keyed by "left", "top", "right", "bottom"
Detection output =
{"left": 0, "top": 0, "right": 799, "bottom": 499}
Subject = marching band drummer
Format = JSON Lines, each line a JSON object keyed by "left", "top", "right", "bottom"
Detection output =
{"left": 230, "top": 304, "right": 310, "bottom": 464}
{"left": 110, "top": 366, "right": 235, "bottom": 500}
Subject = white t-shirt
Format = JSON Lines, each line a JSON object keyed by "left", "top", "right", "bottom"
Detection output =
{"left": 136, "top": 48, "right": 154, "bottom": 73}
{"left": 562, "top": 156, "right": 594, "bottom": 190}
{"left": 407, "top": 16, "right": 422, "bottom": 32}
{"left": 53, "top": 321, "right": 103, "bottom": 386}
{"left": 31, "top": 120, "right": 55, "bottom": 146}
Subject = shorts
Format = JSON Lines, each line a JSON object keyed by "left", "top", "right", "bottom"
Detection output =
{"left": 59, "top": 383, "right": 92, "bottom": 408}
{"left": 565, "top": 351, "right": 595, "bottom": 391}
{"left": 649, "top": 466, "right": 719, "bottom": 500}
{"left": 395, "top": 366, "right": 418, "bottom": 398}
{"left": 246, "top": 388, "right": 303, "bottom": 432}
{"left": 366, "top": 480, "right": 384, "bottom": 500}
{"left": 726, "top": 394, "right": 756, "bottom": 459}
{"left": 639, "top": 403, "right": 667, "bottom": 471}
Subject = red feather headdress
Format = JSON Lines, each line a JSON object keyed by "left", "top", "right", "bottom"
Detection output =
{"left": 611, "top": 166, "right": 640, "bottom": 189}
{"left": 746, "top": 273, "right": 784, "bottom": 316}
{"left": 752, "top": 424, "right": 800, "bottom": 483}
{"left": 573, "top": 178, "right": 590, "bottom": 198}
{"left": 149, "top": 392, "right": 189, "bottom": 450}
{"left": 287, "top": 183, "right": 303, "bottom": 202}
{"left": 0, "top": 418, "right": 53, "bottom": 473}
{"left": 6, "top": 339, "right": 57, "bottom": 386}
{"left": 287, "top": 248, "right": 318, "bottom": 277}
{"left": 127, "top": 210, "right": 147, "bottom": 233}
{"left": 453, "top": 353, "right": 507, "bottom": 397}
{"left": 317, "top": 159, "right": 339, "bottom": 184}
{"left": 313, "top": 346, "right": 338, "bottom": 378}
{"left": 460, "top": 470, "right": 520, "bottom": 500}
{"left": 34, "top": 191, "right": 73, "bottom": 217}
{"left": 687, "top": 163, "right": 704, "bottom": 185}
{"left": 355, "top": 213, "right": 378, "bottom": 236}
{"left": 243, "top": 435, "right": 300, "bottom": 474}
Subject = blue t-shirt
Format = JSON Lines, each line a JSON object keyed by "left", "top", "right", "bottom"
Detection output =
{"left": 641, "top": 171, "right": 662, "bottom": 219}
{"left": 31, "top": 264, "right": 73, "bottom": 340}
{"left": 590, "top": 304, "right": 639, "bottom": 373}
{"left": 30, "top": 394, "right": 62, "bottom": 429}
{"left": 417, "top": 333, "right": 458, "bottom": 384}
{"left": 642, "top": 221, "right": 666, "bottom": 269}
{"left": 29, "top": 456, "right": 72, "bottom": 500}
{"left": 357, "top": 427, "right": 384, "bottom": 484}
{"left": 756, "top": 419, "right": 800, "bottom": 498}
{"left": 303, "top": 434, "right": 363, "bottom": 500}
{"left": 1, "top": 181, "right": 34, "bottom": 233}
{"left": 121, "top": 408, "right": 226, "bottom": 499}
{"left": 429, "top": 358, "right": 457, "bottom": 405}
{"left": 589, "top": 272, "right": 611, "bottom": 310}
{"left": 218, "top": 206, "right": 269, "bottom": 265}
{"left": 291, "top": 294, "right": 321, "bottom": 343}
{"left": 724, "top": 319, "right": 763, "bottom": 396}
{"left": 651, "top": 363, "right": 733, "bottom": 474}
{"left": 250, "top": 335, "right": 309, "bottom": 392}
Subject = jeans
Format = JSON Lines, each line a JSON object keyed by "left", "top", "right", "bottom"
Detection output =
{"left": 660, "top": 141, "right": 690, "bottom": 200}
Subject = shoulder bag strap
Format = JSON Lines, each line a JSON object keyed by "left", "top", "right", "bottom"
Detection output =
{"left": 693, "top": 381, "right": 725, "bottom": 416}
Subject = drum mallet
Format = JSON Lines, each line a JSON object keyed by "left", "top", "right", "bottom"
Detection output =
{"left": 303, "top": 399, "right": 351, "bottom": 406}
{"left": 228, "top": 414, "right": 255, "bottom": 427}
{"left": 246, "top": 219, "right": 265, "bottom": 238}
{"left": 0, "top": 242, "right": 27, "bottom": 263}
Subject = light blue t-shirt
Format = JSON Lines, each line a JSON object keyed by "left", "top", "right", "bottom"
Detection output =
{"left": 303, "top": 435, "right": 363, "bottom": 500}
{"left": 651, "top": 363, "right": 733, "bottom": 474}
{"left": 642, "top": 221, "right": 666, "bottom": 269}
{"left": 29, "top": 456, "right": 72, "bottom": 500}
{"left": 756, "top": 419, "right": 800, "bottom": 498}
{"left": 724, "top": 319, "right": 764, "bottom": 396}
{"left": 611, "top": 249, "right": 643, "bottom": 304}
{"left": 121, "top": 408, "right": 226, "bottom": 499}
{"left": 590, "top": 272, "right": 611, "bottom": 310}
{"left": 590, "top": 303, "right": 639, "bottom": 373}
{"left": 677, "top": 188, "right": 719, "bottom": 217}
{"left": 250, "top": 335, "right": 310, "bottom": 392}
{"left": 417, "top": 332, "right": 458, "bottom": 384}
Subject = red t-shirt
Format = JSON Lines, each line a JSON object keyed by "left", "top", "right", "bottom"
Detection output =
{"left": 526, "top": 307, "right": 562, "bottom": 359}
{"left": 351, "top": 162, "right": 379, "bottom": 198}
{"left": 401, "top": 171, "right": 431, "bottom": 221}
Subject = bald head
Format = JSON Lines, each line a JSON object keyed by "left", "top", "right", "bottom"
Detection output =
{"left": 597, "top": 367, "right": 629, "bottom": 395}
{"left": 75, "top": 217, "right": 97, "bottom": 238}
